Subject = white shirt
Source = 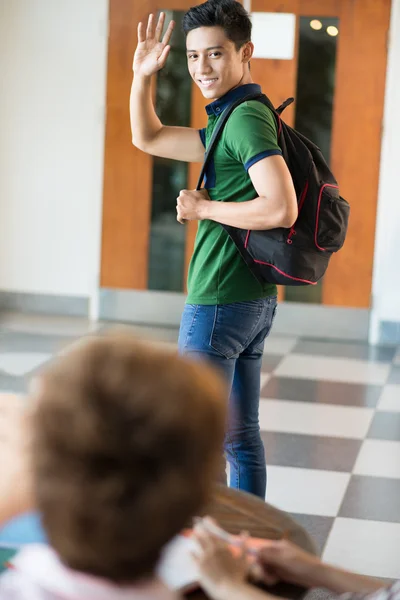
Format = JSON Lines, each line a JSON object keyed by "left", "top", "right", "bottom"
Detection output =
{"left": 0, "top": 544, "right": 181, "bottom": 600}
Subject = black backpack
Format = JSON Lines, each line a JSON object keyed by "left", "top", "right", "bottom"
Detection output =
{"left": 196, "top": 93, "right": 350, "bottom": 286}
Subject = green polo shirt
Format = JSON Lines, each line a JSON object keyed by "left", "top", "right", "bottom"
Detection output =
{"left": 186, "top": 84, "right": 281, "bottom": 305}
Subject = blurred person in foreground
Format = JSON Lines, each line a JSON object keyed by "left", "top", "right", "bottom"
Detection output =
{"left": 0, "top": 333, "right": 227, "bottom": 599}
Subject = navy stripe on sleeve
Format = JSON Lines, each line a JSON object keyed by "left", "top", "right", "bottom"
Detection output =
{"left": 244, "top": 149, "right": 282, "bottom": 172}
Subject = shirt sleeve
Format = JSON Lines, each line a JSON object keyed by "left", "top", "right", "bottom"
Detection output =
{"left": 199, "top": 128, "right": 206, "bottom": 148}
{"left": 223, "top": 100, "right": 282, "bottom": 172}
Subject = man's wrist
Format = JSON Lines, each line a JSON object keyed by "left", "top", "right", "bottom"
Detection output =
{"left": 132, "top": 71, "right": 152, "bottom": 86}
{"left": 198, "top": 199, "right": 213, "bottom": 221}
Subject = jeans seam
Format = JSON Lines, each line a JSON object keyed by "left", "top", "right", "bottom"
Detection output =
{"left": 183, "top": 305, "right": 200, "bottom": 349}
{"left": 210, "top": 302, "right": 265, "bottom": 359}
{"left": 269, "top": 297, "right": 278, "bottom": 324}
{"left": 242, "top": 303, "right": 264, "bottom": 350}
{"left": 210, "top": 305, "right": 233, "bottom": 358}
{"left": 209, "top": 304, "right": 218, "bottom": 350}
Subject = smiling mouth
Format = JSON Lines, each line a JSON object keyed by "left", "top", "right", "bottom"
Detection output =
{"left": 198, "top": 78, "right": 218, "bottom": 87}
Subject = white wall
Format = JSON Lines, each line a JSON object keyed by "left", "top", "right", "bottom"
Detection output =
{"left": 370, "top": 0, "right": 400, "bottom": 339}
{"left": 0, "top": 0, "right": 109, "bottom": 298}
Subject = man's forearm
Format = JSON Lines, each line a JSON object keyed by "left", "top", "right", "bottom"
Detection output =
{"left": 200, "top": 196, "right": 296, "bottom": 230}
{"left": 130, "top": 74, "right": 162, "bottom": 149}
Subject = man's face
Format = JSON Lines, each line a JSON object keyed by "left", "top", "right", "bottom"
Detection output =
{"left": 186, "top": 26, "right": 252, "bottom": 101}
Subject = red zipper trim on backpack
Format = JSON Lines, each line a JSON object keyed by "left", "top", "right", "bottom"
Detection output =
{"left": 253, "top": 259, "right": 318, "bottom": 285}
{"left": 287, "top": 179, "right": 309, "bottom": 244}
{"left": 277, "top": 114, "right": 283, "bottom": 137}
{"left": 315, "top": 184, "right": 339, "bottom": 251}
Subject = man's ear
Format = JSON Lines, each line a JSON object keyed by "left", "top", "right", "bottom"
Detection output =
{"left": 242, "top": 41, "right": 254, "bottom": 64}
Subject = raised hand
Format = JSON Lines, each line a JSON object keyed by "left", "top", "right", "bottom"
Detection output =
{"left": 133, "top": 12, "right": 175, "bottom": 78}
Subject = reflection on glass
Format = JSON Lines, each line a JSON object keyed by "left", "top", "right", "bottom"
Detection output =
{"left": 148, "top": 10, "right": 192, "bottom": 292}
{"left": 285, "top": 16, "right": 339, "bottom": 305}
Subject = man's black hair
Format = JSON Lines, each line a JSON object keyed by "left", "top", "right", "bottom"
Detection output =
{"left": 182, "top": 0, "right": 252, "bottom": 51}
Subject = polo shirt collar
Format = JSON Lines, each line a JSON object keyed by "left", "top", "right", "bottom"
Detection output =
{"left": 205, "top": 83, "right": 262, "bottom": 116}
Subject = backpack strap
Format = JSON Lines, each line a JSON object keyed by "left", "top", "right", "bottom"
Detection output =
{"left": 196, "top": 92, "right": 262, "bottom": 190}
{"left": 275, "top": 97, "right": 294, "bottom": 115}
{"left": 196, "top": 92, "right": 294, "bottom": 190}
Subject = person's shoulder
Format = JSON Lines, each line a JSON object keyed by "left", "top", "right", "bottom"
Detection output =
{"left": 227, "top": 100, "right": 277, "bottom": 133}
{"left": 231, "top": 99, "right": 275, "bottom": 119}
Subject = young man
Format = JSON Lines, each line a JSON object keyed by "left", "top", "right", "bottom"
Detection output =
{"left": 131, "top": 0, "right": 297, "bottom": 499}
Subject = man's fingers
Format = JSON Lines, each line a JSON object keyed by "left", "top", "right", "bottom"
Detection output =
{"left": 146, "top": 13, "right": 155, "bottom": 39}
{"left": 137, "top": 21, "right": 145, "bottom": 43}
{"left": 154, "top": 12, "right": 165, "bottom": 42}
{"left": 162, "top": 20, "right": 175, "bottom": 46}
{"left": 157, "top": 45, "right": 171, "bottom": 68}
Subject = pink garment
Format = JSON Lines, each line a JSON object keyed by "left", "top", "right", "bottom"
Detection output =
{"left": 0, "top": 544, "right": 181, "bottom": 600}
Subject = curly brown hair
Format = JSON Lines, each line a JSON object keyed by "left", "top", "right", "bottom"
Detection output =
{"left": 31, "top": 333, "right": 227, "bottom": 583}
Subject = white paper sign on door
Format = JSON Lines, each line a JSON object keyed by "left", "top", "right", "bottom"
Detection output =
{"left": 251, "top": 12, "right": 296, "bottom": 60}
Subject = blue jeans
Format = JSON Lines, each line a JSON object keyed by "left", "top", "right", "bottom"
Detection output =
{"left": 178, "top": 296, "right": 277, "bottom": 499}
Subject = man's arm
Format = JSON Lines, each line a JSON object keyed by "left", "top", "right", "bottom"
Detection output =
{"left": 131, "top": 13, "right": 205, "bottom": 163}
{"left": 177, "top": 155, "right": 298, "bottom": 229}
{"left": 203, "top": 155, "right": 297, "bottom": 229}
{"left": 130, "top": 75, "right": 205, "bottom": 162}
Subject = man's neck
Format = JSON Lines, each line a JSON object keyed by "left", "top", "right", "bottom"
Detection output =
{"left": 235, "top": 69, "right": 253, "bottom": 88}
{"left": 215, "top": 73, "right": 254, "bottom": 101}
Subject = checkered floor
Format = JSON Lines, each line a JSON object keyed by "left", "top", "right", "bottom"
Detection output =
{"left": 0, "top": 312, "right": 399, "bottom": 580}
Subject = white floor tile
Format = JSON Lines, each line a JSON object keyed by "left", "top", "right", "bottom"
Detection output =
{"left": 323, "top": 518, "right": 400, "bottom": 579}
{"left": 264, "top": 335, "right": 298, "bottom": 356}
{"left": 0, "top": 312, "right": 101, "bottom": 336}
{"left": 275, "top": 354, "right": 390, "bottom": 385}
{"left": 377, "top": 385, "right": 400, "bottom": 412}
{"left": 266, "top": 466, "right": 350, "bottom": 517}
{"left": 260, "top": 374, "right": 271, "bottom": 389}
{"left": 354, "top": 439, "right": 400, "bottom": 479}
{"left": 0, "top": 352, "right": 51, "bottom": 376}
{"left": 259, "top": 399, "right": 374, "bottom": 439}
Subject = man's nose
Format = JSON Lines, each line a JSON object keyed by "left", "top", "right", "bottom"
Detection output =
{"left": 197, "top": 55, "right": 212, "bottom": 74}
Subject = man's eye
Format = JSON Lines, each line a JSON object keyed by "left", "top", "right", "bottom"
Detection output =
{"left": 210, "top": 52, "right": 222, "bottom": 57}
{"left": 188, "top": 54, "right": 197, "bottom": 60}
